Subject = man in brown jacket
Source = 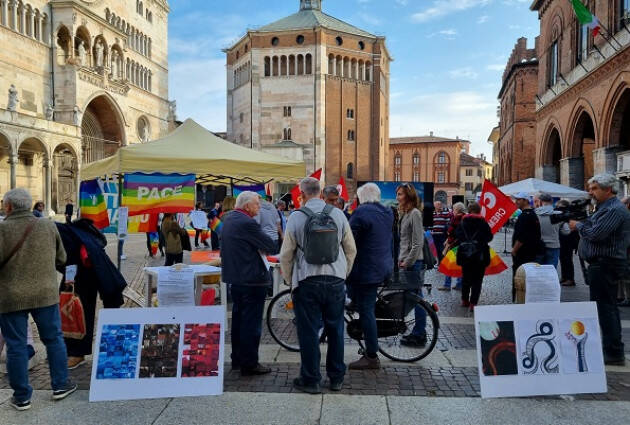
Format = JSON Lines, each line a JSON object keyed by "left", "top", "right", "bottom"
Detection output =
{"left": 0, "top": 188, "right": 77, "bottom": 411}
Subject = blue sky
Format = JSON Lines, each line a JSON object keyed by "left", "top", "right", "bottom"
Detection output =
{"left": 168, "top": 0, "right": 540, "bottom": 158}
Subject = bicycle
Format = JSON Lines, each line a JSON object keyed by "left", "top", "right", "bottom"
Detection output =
{"left": 266, "top": 272, "right": 440, "bottom": 363}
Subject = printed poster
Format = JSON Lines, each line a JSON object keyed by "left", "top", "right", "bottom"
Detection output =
{"left": 89, "top": 306, "right": 225, "bottom": 402}
{"left": 474, "top": 302, "right": 607, "bottom": 398}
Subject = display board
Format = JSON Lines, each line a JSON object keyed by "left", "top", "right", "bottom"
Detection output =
{"left": 357, "top": 181, "right": 434, "bottom": 207}
{"left": 475, "top": 302, "right": 606, "bottom": 398}
{"left": 89, "top": 306, "right": 225, "bottom": 402}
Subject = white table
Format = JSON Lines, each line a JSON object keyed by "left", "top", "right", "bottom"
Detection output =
{"left": 143, "top": 265, "right": 226, "bottom": 325}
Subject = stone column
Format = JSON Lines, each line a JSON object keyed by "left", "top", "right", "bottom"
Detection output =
{"left": 11, "top": 0, "right": 16, "bottom": 30}
{"left": 19, "top": 4, "right": 24, "bottom": 33}
{"left": 44, "top": 157, "right": 52, "bottom": 215}
{"left": 36, "top": 14, "right": 42, "bottom": 41}
{"left": 2, "top": 0, "right": 8, "bottom": 26}
{"left": 362, "top": 63, "right": 366, "bottom": 80}
{"left": 29, "top": 10, "right": 35, "bottom": 38}
{"left": 354, "top": 61, "right": 358, "bottom": 80}
{"left": 592, "top": 146, "right": 622, "bottom": 176}
{"left": 332, "top": 57, "right": 336, "bottom": 76}
{"left": 9, "top": 153, "right": 17, "bottom": 189}
{"left": 340, "top": 58, "right": 344, "bottom": 78}
{"left": 560, "top": 157, "right": 585, "bottom": 190}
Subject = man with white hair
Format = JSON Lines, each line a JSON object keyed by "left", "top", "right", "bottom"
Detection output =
{"left": 0, "top": 188, "right": 76, "bottom": 411}
{"left": 569, "top": 174, "right": 630, "bottom": 366}
{"left": 220, "top": 191, "right": 278, "bottom": 376}
{"left": 346, "top": 183, "right": 393, "bottom": 370}
{"left": 280, "top": 177, "right": 356, "bottom": 393}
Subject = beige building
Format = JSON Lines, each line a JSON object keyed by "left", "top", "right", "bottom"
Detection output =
{"left": 460, "top": 152, "right": 492, "bottom": 202}
{"left": 0, "top": 0, "right": 172, "bottom": 213}
{"left": 224, "top": 0, "right": 391, "bottom": 196}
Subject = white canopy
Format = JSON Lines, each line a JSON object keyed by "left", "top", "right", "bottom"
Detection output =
{"left": 499, "top": 178, "right": 588, "bottom": 201}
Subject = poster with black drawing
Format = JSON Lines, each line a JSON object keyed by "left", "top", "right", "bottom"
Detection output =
{"left": 558, "top": 318, "right": 604, "bottom": 375}
{"left": 478, "top": 321, "right": 518, "bottom": 376}
{"left": 517, "top": 320, "right": 560, "bottom": 375}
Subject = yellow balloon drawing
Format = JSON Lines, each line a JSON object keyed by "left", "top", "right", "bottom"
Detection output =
{"left": 570, "top": 321, "right": 585, "bottom": 336}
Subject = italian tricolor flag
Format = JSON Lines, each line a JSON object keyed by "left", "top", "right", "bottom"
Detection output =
{"left": 571, "top": 0, "right": 601, "bottom": 36}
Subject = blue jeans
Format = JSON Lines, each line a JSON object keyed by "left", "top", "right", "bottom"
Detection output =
{"left": 0, "top": 304, "right": 69, "bottom": 402}
{"left": 293, "top": 276, "right": 346, "bottom": 385}
{"left": 443, "top": 276, "right": 462, "bottom": 289}
{"left": 542, "top": 248, "right": 560, "bottom": 269}
{"left": 230, "top": 285, "right": 268, "bottom": 370}
{"left": 407, "top": 261, "right": 427, "bottom": 338}
{"left": 349, "top": 284, "right": 379, "bottom": 357}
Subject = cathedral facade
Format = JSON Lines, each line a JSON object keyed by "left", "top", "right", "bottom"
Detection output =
{"left": 225, "top": 0, "right": 391, "bottom": 195}
{"left": 0, "top": 0, "right": 172, "bottom": 213}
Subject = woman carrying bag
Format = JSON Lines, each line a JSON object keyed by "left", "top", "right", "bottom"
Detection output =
{"left": 161, "top": 213, "right": 185, "bottom": 266}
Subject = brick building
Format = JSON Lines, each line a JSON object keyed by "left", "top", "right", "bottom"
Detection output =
{"left": 0, "top": 0, "right": 172, "bottom": 213}
{"left": 389, "top": 133, "right": 469, "bottom": 204}
{"left": 495, "top": 37, "right": 539, "bottom": 186}
{"left": 531, "top": 0, "right": 630, "bottom": 195}
{"left": 224, "top": 0, "right": 391, "bottom": 196}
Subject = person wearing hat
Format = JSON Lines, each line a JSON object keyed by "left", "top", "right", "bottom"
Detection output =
{"left": 510, "top": 192, "right": 544, "bottom": 302}
{"left": 534, "top": 192, "right": 569, "bottom": 269}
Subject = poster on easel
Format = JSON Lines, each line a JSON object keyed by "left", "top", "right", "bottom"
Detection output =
{"left": 89, "top": 306, "right": 225, "bottom": 402}
{"left": 475, "top": 302, "right": 606, "bottom": 398}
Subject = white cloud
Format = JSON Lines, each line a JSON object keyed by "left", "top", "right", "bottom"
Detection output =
{"left": 477, "top": 15, "right": 489, "bottom": 24}
{"left": 449, "top": 67, "right": 479, "bottom": 79}
{"left": 412, "top": 0, "right": 492, "bottom": 23}
{"left": 486, "top": 64, "right": 505, "bottom": 71}
{"left": 427, "top": 28, "right": 458, "bottom": 39}
{"left": 390, "top": 91, "right": 497, "bottom": 157}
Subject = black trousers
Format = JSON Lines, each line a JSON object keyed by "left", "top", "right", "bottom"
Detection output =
{"left": 461, "top": 263, "right": 485, "bottom": 305}
{"left": 559, "top": 244, "right": 575, "bottom": 282}
{"left": 164, "top": 252, "right": 183, "bottom": 266}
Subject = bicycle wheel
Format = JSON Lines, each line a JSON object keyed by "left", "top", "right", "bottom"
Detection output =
{"left": 266, "top": 289, "right": 300, "bottom": 352}
{"left": 376, "top": 294, "right": 439, "bottom": 362}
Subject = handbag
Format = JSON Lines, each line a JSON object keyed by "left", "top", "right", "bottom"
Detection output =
{"left": 59, "top": 282, "right": 86, "bottom": 340}
{"left": 179, "top": 228, "right": 192, "bottom": 251}
{"left": 0, "top": 221, "right": 35, "bottom": 270}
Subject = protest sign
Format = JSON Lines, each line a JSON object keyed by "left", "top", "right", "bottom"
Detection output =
{"left": 89, "top": 306, "right": 225, "bottom": 402}
{"left": 122, "top": 173, "right": 195, "bottom": 216}
{"left": 475, "top": 302, "right": 606, "bottom": 398}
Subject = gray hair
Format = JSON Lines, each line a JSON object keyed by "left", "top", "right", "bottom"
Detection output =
{"left": 537, "top": 192, "right": 553, "bottom": 203}
{"left": 300, "top": 177, "right": 321, "bottom": 197}
{"left": 588, "top": 174, "right": 619, "bottom": 194}
{"left": 3, "top": 188, "right": 32, "bottom": 212}
{"left": 322, "top": 185, "right": 339, "bottom": 197}
{"left": 235, "top": 191, "right": 260, "bottom": 209}
{"left": 276, "top": 200, "right": 286, "bottom": 208}
{"left": 452, "top": 202, "right": 465, "bottom": 214}
{"left": 357, "top": 183, "right": 381, "bottom": 204}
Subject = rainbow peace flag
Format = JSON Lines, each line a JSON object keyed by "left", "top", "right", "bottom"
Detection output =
{"left": 424, "top": 231, "right": 438, "bottom": 259}
{"left": 79, "top": 179, "right": 110, "bottom": 229}
{"left": 438, "top": 247, "right": 508, "bottom": 278}
{"left": 122, "top": 173, "right": 195, "bottom": 216}
{"left": 200, "top": 229, "right": 211, "bottom": 242}
{"left": 210, "top": 217, "right": 223, "bottom": 232}
{"left": 148, "top": 232, "right": 159, "bottom": 256}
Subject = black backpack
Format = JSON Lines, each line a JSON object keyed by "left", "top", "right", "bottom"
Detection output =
{"left": 456, "top": 222, "right": 482, "bottom": 266}
{"left": 297, "top": 205, "right": 340, "bottom": 265}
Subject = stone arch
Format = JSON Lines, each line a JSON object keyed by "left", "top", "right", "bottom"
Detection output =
{"left": 289, "top": 55, "right": 296, "bottom": 76}
{"left": 81, "top": 93, "right": 126, "bottom": 163}
{"left": 272, "top": 56, "right": 279, "bottom": 76}
{"left": 297, "top": 54, "right": 304, "bottom": 75}
{"left": 567, "top": 108, "right": 596, "bottom": 189}
{"left": 343, "top": 56, "right": 350, "bottom": 78}
{"left": 137, "top": 115, "right": 150, "bottom": 142}
{"left": 358, "top": 60, "right": 365, "bottom": 80}
{"left": 56, "top": 25, "right": 71, "bottom": 65}
{"left": 264, "top": 56, "right": 270, "bottom": 77}
{"left": 92, "top": 35, "right": 108, "bottom": 68}
{"left": 110, "top": 43, "right": 124, "bottom": 80}
{"left": 305, "top": 53, "right": 312, "bottom": 74}
{"left": 17, "top": 137, "right": 48, "bottom": 203}
{"left": 567, "top": 100, "right": 598, "bottom": 156}
{"left": 365, "top": 61, "right": 372, "bottom": 81}
{"left": 280, "top": 55, "right": 288, "bottom": 76}
{"left": 335, "top": 55, "right": 342, "bottom": 76}
{"left": 351, "top": 58, "right": 357, "bottom": 79}
{"left": 52, "top": 143, "right": 78, "bottom": 213}
{"left": 75, "top": 25, "right": 91, "bottom": 66}
{"left": 0, "top": 132, "right": 13, "bottom": 199}
{"left": 328, "top": 54, "right": 334, "bottom": 75}
{"left": 541, "top": 125, "right": 562, "bottom": 183}
{"left": 601, "top": 75, "right": 630, "bottom": 150}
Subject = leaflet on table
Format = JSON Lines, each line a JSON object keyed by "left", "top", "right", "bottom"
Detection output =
{"left": 189, "top": 210, "right": 208, "bottom": 230}
{"left": 523, "top": 264, "right": 560, "bottom": 303}
{"left": 157, "top": 267, "right": 195, "bottom": 306}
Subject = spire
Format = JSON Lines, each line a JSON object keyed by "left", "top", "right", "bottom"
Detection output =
{"left": 300, "top": 0, "right": 321, "bottom": 11}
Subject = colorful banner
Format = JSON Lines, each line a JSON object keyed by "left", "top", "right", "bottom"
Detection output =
{"left": 123, "top": 173, "right": 195, "bottom": 217}
{"left": 102, "top": 178, "right": 156, "bottom": 234}
{"left": 79, "top": 179, "right": 110, "bottom": 229}
{"left": 479, "top": 180, "right": 518, "bottom": 235}
{"left": 438, "top": 247, "right": 508, "bottom": 278}
{"left": 232, "top": 184, "right": 266, "bottom": 198}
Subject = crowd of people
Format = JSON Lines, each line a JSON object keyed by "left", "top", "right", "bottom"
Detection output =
{"left": 1, "top": 172, "right": 628, "bottom": 408}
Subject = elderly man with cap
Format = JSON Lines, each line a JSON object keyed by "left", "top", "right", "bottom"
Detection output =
{"left": 510, "top": 192, "right": 544, "bottom": 301}
{"left": 535, "top": 192, "right": 569, "bottom": 269}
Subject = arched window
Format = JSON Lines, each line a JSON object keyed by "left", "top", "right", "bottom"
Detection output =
{"left": 305, "top": 53, "right": 312, "bottom": 74}
{"left": 287, "top": 128, "right": 292, "bottom": 140}
{"left": 289, "top": 55, "right": 296, "bottom": 75}
{"left": 437, "top": 151, "right": 448, "bottom": 164}
{"left": 281, "top": 55, "right": 288, "bottom": 76}
{"left": 264, "top": 56, "right": 270, "bottom": 77}
{"left": 347, "top": 163, "right": 354, "bottom": 180}
{"left": 272, "top": 56, "right": 279, "bottom": 76}
{"left": 283, "top": 128, "right": 292, "bottom": 140}
{"left": 394, "top": 152, "right": 402, "bottom": 166}
{"left": 413, "top": 152, "right": 420, "bottom": 165}
{"left": 297, "top": 54, "right": 304, "bottom": 75}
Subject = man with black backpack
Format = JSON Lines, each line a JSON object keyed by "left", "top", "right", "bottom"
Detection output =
{"left": 280, "top": 177, "right": 357, "bottom": 394}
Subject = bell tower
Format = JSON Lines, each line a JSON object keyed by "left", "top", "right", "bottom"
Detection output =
{"left": 300, "top": 0, "right": 321, "bottom": 11}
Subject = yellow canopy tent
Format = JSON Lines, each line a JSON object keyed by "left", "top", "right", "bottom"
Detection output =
{"left": 80, "top": 119, "right": 306, "bottom": 183}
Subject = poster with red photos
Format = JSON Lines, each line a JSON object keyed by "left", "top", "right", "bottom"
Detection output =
{"left": 89, "top": 306, "right": 225, "bottom": 402}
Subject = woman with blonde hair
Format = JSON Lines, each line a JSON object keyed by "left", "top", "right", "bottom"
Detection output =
{"left": 396, "top": 183, "right": 427, "bottom": 347}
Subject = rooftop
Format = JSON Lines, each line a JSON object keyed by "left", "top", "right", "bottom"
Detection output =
{"left": 390, "top": 134, "right": 470, "bottom": 145}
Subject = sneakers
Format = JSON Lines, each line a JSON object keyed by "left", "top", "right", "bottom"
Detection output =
{"left": 400, "top": 334, "right": 427, "bottom": 347}
{"left": 67, "top": 356, "right": 86, "bottom": 370}
{"left": 292, "top": 377, "right": 322, "bottom": 394}
{"left": 240, "top": 363, "right": 271, "bottom": 376}
{"left": 329, "top": 379, "right": 343, "bottom": 391}
{"left": 52, "top": 381, "right": 78, "bottom": 401}
{"left": 349, "top": 355, "right": 380, "bottom": 370}
{"left": 10, "top": 398, "right": 31, "bottom": 411}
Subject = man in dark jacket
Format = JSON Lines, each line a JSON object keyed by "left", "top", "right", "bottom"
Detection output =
{"left": 347, "top": 183, "right": 393, "bottom": 370}
{"left": 220, "top": 191, "right": 277, "bottom": 376}
{"left": 511, "top": 192, "right": 544, "bottom": 301}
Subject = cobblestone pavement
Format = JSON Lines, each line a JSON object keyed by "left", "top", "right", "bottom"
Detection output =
{"left": 2, "top": 231, "right": 629, "bottom": 400}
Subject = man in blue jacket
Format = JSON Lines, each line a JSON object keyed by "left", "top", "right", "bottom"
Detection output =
{"left": 220, "top": 191, "right": 277, "bottom": 376}
{"left": 347, "top": 183, "right": 394, "bottom": 370}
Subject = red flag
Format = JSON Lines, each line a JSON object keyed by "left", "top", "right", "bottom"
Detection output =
{"left": 337, "top": 177, "right": 349, "bottom": 201}
{"left": 348, "top": 198, "right": 358, "bottom": 215}
{"left": 479, "top": 179, "right": 518, "bottom": 234}
{"left": 266, "top": 183, "right": 272, "bottom": 196}
{"left": 290, "top": 169, "right": 322, "bottom": 208}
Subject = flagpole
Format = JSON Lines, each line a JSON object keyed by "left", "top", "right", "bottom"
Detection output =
{"left": 117, "top": 173, "right": 123, "bottom": 271}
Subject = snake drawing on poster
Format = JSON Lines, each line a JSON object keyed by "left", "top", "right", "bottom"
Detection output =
{"left": 517, "top": 320, "right": 560, "bottom": 375}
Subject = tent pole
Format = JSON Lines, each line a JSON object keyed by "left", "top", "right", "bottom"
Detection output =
{"left": 117, "top": 173, "right": 123, "bottom": 271}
